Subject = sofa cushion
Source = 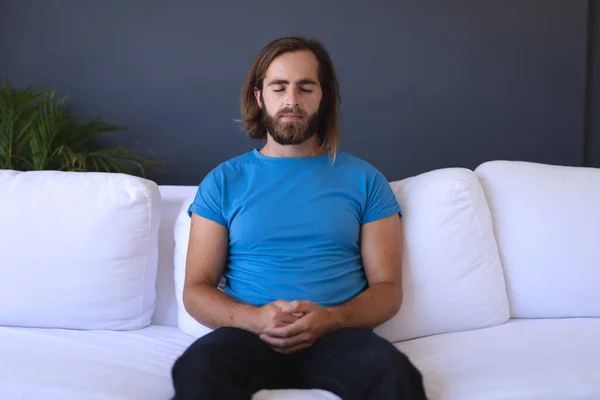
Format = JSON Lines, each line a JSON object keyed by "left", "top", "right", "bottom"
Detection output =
{"left": 153, "top": 185, "right": 198, "bottom": 327}
{"left": 173, "top": 196, "right": 216, "bottom": 337}
{"left": 173, "top": 196, "right": 229, "bottom": 337}
{"left": 374, "top": 168, "right": 510, "bottom": 342}
{"left": 175, "top": 168, "right": 509, "bottom": 343}
{"left": 475, "top": 161, "right": 600, "bottom": 318}
{"left": 396, "top": 318, "right": 600, "bottom": 400}
{"left": 0, "top": 170, "right": 160, "bottom": 330}
{"left": 0, "top": 325, "right": 193, "bottom": 400}
{"left": 0, "top": 325, "right": 340, "bottom": 400}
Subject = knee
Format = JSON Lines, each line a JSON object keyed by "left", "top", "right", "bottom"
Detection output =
{"left": 172, "top": 328, "right": 242, "bottom": 377}
{"left": 171, "top": 341, "right": 213, "bottom": 380}
{"left": 334, "top": 329, "right": 417, "bottom": 373}
{"left": 379, "top": 346, "right": 417, "bottom": 373}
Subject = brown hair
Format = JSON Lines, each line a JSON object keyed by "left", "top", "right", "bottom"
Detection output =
{"left": 239, "top": 36, "right": 341, "bottom": 159}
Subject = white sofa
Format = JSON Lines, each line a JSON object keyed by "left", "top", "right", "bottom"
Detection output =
{"left": 1, "top": 160, "right": 599, "bottom": 400}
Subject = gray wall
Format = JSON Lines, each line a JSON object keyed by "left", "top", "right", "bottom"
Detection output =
{"left": 588, "top": 0, "right": 600, "bottom": 167}
{"left": 1, "top": 0, "right": 596, "bottom": 184}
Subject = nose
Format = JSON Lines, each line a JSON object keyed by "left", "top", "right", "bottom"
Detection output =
{"left": 285, "top": 89, "right": 299, "bottom": 108}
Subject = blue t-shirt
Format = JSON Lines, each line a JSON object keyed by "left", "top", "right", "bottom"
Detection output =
{"left": 188, "top": 148, "right": 402, "bottom": 307}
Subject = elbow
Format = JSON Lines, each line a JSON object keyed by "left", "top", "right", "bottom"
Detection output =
{"left": 182, "top": 284, "right": 194, "bottom": 314}
{"left": 182, "top": 281, "right": 206, "bottom": 315}
{"left": 390, "top": 285, "right": 403, "bottom": 316}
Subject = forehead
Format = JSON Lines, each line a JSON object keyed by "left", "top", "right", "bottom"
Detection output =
{"left": 264, "top": 50, "right": 319, "bottom": 82}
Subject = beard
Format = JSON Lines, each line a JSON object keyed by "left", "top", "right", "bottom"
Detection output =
{"left": 262, "top": 105, "right": 320, "bottom": 145}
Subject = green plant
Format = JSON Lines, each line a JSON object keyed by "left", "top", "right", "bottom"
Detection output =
{"left": 0, "top": 79, "right": 158, "bottom": 177}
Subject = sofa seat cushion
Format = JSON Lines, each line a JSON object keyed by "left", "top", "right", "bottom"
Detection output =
{"left": 0, "top": 325, "right": 340, "bottom": 400}
{"left": 0, "top": 325, "right": 192, "bottom": 400}
{"left": 397, "top": 318, "right": 600, "bottom": 400}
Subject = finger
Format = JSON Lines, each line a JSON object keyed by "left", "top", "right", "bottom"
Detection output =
{"left": 265, "top": 319, "right": 306, "bottom": 338}
{"left": 273, "top": 312, "right": 301, "bottom": 327}
{"left": 272, "top": 342, "right": 312, "bottom": 355}
{"left": 281, "top": 300, "right": 300, "bottom": 313}
{"left": 282, "top": 300, "right": 314, "bottom": 313}
{"left": 272, "top": 300, "right": 292, "bottom": 308}
{"left": 259, "top": 333, "right": 309, "bottom": 349}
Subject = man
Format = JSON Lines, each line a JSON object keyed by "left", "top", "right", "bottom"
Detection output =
{"left": 172, "top": 36, "right": 427, "bottom": 400}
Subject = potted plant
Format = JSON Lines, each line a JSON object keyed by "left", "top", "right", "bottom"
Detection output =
{"left": 0, "top": 79, "right": 159, "bottom": 177}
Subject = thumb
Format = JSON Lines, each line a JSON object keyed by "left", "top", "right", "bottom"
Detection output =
{"left": 282, "top": 300, "right": 312, "bottom": 313}
{"left": 272, "top": 300, "right": 292, "bottom": 309}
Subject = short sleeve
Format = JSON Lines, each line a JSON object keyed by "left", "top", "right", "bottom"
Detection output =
{"left": 187, "top": 170, "right": 228, "bottom": 227}
{"left": 362, "top": 170, "right": 402, "bottom": 225}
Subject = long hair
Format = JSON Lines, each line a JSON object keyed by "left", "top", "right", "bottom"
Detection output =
{"left": 239, "top": 36, "right": 341, "bottom": 159}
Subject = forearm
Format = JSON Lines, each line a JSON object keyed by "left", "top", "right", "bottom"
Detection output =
{"left": 183, "top": 283, "right": 261, "bottom": 334}
{"left": 328, "top": 282, "right": 402, "bottom": 330}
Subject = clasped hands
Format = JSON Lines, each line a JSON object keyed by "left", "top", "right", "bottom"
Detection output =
{"left": 255, "top": 300, "right": 338, "bottom": 354}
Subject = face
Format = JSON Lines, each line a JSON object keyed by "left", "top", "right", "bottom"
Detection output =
{"left": 255, "top": 50, "right": 323, "bottom": 145}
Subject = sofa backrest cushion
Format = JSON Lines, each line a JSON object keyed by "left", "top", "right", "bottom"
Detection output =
{"left": 0, "top": 170, "right": 160, "bottom": 330}
{"left": 174, "top": 196, "right": 215, "bottom": 337}
{"left": 475, "top": 161, "right": 600, "bottom": 318}
{"left": 174, "top": 168, "right": 510, "bottom": 342}
{"left": 153, "top": 185, "right": 198, "bottom": 327}
{"left": 374, "top": 168, "right": 510, "bottom": 342}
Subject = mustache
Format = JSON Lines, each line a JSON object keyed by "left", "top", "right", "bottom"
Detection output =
{"left": 275, "top": 106, "right": 308, "bottom": 118}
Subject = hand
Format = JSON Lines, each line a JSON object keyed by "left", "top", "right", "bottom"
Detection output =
{"left": 259, "top": 300, "right": 339, "bottom": 355}
{"left": 252, "top": 300, "right": 303, "bottom": 335}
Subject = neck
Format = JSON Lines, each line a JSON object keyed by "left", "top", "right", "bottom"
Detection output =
{"left": 260, "top": 135, "right": 327, "bottom": 158}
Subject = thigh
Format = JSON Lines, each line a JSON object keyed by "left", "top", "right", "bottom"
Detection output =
{"left": 293, "top": 328, "right": 425, "bottom": 399}
{"left": 172, "top": 327, "right": 289, "bottom": 394}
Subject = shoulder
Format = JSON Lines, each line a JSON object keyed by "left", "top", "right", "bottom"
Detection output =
{"left": 335, "top": 151, "right": 397, "bottom": 203}
{"left": 199, "top": 151, "right": 257, "bottom": 187}
{"left": 333, "top": 151, "right": 388, "bottom": 181}
{"left": 337, "top": 153, "right": 402, "bottom": 221}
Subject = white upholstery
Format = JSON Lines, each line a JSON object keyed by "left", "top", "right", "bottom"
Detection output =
{"left": 174, "top": 169, "right": 512, "bottom": 342}
{"left": 253, "top": 389, "right": 341, "bottom": 400}
{"left": 2, "top": 160, "right": 599, "bottom": 400}
{"left": 375, "top": 168, "right": 510, "bottom": 342}
{"left": 396, "top": 318, "right": 600, "bottom": 400}
{"left": 153, "top": 185, "right": 198, "bottom": 327}
{"left": 0, "top": 325, "right": 194, "bottom": 400}
{"left": 475, "top": 161, "right": 600, "bottom": 318}
{"left": 173, "top": 195, "right": 216, "bottom": 337}
{"left": 0, "top": 170, "right": 160, "bottom": 330}
{"left": 0, "top": 323, "right": 340, "bottom": 400}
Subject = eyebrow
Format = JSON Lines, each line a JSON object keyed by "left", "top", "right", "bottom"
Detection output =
{"left": 267, "top": 79, "right": 318, "bottom": 86}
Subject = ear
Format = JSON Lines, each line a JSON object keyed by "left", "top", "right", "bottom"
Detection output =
{"left": 254, "top": 87, "right": 262, "bottom": 109}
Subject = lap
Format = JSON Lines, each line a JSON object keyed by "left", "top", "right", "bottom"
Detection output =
{"left": 300, "top": 327, "right": 409, "bottom": 368}
{"left": 172, "top": 327, "right": 288, "bottom": 391}
{"left": 290, "top": 328, "right": 422, "bottom": 394}
{"left": 171, "top": 327, "right": 425, "bottom": 399}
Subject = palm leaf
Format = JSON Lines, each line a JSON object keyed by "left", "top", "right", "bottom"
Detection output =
{"left": 0, "top": 79, "right": 159, "bottom": 177}
{"left": 0, "top": 79, "right": 44, "bottom": 169}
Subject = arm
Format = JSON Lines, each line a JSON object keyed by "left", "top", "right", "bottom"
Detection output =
{"left": 182, "top": 213, "right": 260, "bottom": 333}
{"left": 183, "top": 213, "right": 301, "bottom": 335}
{"left": 328, "top": 213, "right": 404, "bottom": 329}
{"left": 261, "top": 213, "right": 403, "bottom": 353}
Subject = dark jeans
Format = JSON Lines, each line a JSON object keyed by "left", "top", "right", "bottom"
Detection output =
{"left": 171, "top": 327, "right": 427, "bottom": 400}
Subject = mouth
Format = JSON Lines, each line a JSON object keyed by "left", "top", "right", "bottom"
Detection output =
{"left": 279, "top": 114, "right": 304, "bottom": 121}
